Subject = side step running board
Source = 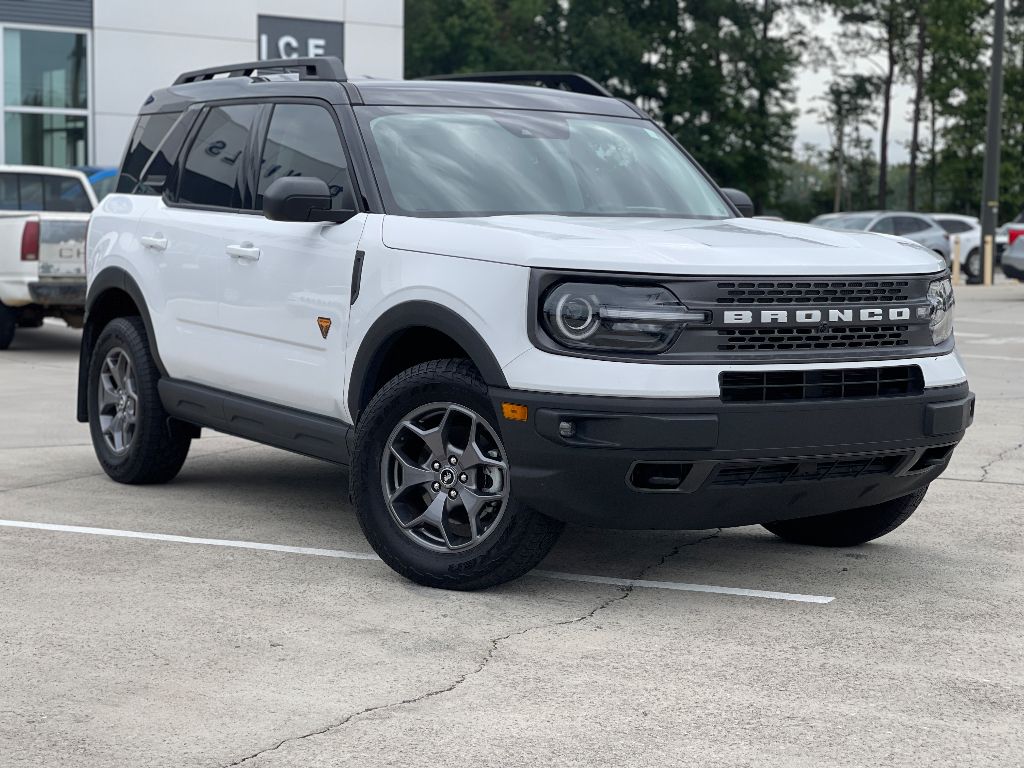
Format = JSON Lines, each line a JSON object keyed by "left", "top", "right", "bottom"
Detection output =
{"left": 159, "top": 379, "right": 352, "bottom": 465}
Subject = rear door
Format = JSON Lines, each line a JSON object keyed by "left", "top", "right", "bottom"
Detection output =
{"left": 214, "top": 101, "right": 365, "bottom": 418}
{"left": 138, "top": 103, "right": 262, "bottom": 384}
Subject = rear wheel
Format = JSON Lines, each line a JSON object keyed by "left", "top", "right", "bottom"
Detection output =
{"left": 762, "top": 487, "right": 927, "bottom": 547}
{"left": 88, "top": 316, "right": 191, "bottom": 484}
{"left": 0, "top": 302, "right": 16, "bottom": 350}
{"left": 351, "top": 359, "right": 564, "bottom": 590}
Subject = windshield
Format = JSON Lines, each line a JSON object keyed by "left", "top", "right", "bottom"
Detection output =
{"left": 820, "top": 215, "right": 874, "bottom": 231}
{"left": 356, "top": 107, "right": 733, "bottom": 218}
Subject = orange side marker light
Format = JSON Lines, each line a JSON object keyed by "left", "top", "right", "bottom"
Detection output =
{"left": 501, "top": 403, "right": 528, "bottom": 422}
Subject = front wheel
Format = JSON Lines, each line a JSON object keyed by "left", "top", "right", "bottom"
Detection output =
{"left": 762, "top": 487, "right": 927, "bottom": 547}
{"left": 350, "top": 359, "right": 564, "bottom": 590}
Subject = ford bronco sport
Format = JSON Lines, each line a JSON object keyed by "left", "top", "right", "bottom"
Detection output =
{"left": 79, "top": 58, "right": 974, "bottom": 589}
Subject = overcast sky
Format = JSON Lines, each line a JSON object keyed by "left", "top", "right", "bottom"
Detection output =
{"left": 790, "top": 11, "right": 916, "bottom": 163}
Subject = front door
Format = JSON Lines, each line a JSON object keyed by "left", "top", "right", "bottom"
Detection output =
{"left": 214, "top": 102, "right": 365, "bottom": 419}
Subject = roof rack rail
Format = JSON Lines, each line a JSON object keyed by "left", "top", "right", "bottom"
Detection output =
{"left": 173, "top": 56, "right": 347, "bottom": 86}
{"left": 420, "top": 71, "right": 613, "bottom": 98}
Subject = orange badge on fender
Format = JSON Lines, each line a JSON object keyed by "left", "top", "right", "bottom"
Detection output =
{"left": 317, "top": 316, "right": 332, "bottom": 339}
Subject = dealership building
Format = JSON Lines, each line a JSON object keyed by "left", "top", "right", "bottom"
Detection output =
{"left": 0, "top": 0, "right": 403, "bottom": 168}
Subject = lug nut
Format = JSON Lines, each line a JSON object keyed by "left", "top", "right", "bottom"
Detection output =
{"left": 448, "top": 489, "right": 458, "bottom": 499}
{"left": 448, "top": 456, "right": 458, "bottom": 465}
{"left": 432, "top": 461, "right": 441, "bottom": 471}
{"left": 432, "top": 482, "right": 441, "bottom": 491}
{"left": 459, "top": 472, "right": 468, "bottom": 483}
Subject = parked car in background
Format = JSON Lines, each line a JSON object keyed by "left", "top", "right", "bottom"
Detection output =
{"left": 808, "top": 212, "right": 846, "bottom": 228}
{"left": 1002, "top": 235, "right": 1024, "bottom": 281}
{"left": 996, "top": 210, "right": 1024, "bottom": 255}
{"left": 814, "top": 211, "right": 950, "bottom": 267}
{"left": 930, "top": 213, "right": 982, "bottom": 282}
{"left": 75, "top": 166, "right": 119, "bottom": 202}
{"left": 0, "top": 165, "right": 96, "bottom": 349}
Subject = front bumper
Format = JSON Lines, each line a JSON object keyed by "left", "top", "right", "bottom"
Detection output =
{"left": 491, "top": 383, "right": 974, "bottom": 530}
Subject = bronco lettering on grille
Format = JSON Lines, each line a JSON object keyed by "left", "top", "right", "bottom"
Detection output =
{"left": 722, "top": 307, "right": 913, "bottom": 324}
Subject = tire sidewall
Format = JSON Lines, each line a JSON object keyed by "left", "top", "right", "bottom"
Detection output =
{"left": 87, "top": 318, "right": 153, "bottom": 477}
{"left": 352, "top": 369, "right": 531, "bottom": 583}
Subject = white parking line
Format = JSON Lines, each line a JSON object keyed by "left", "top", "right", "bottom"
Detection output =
{"left": 0, "top": 519, "right": 380, "bottom": 560}
{"left": 0, "top": 519, "right": 835, "bottom": 604}
{"left": 960, "top": 353, "right": 1024, "bottom": 363}
{"left": 533, "top": 570, "right": 834, "bottom": 604}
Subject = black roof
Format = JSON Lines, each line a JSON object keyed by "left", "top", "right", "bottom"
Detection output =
{"left": 142, "top": 59, "right": 640, "bottom": 119}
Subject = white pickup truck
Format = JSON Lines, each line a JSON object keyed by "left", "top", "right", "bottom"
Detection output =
{"left": 0, "top": 165, "right": 97, "bottom": 349}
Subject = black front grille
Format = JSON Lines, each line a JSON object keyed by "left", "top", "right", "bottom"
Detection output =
{"left": 717, "top": 325, "right": 911, "bottom": 351}
{"left": 716, "top": 280, "right": 911, "bottom": 305}
{"left": 720, "top": 365, "right": 924, "bottom": 402}
{"left": 710, "top": 454, "right": 908, "bottom": 487}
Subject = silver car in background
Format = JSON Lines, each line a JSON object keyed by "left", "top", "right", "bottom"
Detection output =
{"left": 1002, "top": 235, "right": 1024, "bottom": 281}
{"left": 812, "top": 211, "right": 951, "bottom": 267}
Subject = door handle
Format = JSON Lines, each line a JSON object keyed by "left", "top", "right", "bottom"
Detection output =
{"left": 226, "top": 242, "right": 261, "bottom": 262}
{"left": 140, "top": 234, "right": 168, "bottom": 251}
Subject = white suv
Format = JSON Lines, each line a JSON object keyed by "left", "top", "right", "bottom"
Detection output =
{"left": 80, "top": 58, "right": 974, "bottom": 589}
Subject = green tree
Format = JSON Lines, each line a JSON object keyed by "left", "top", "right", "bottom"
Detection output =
{"left": 828, "top": 0, "right": 914, "bottom": 209}
{"left": 815, "top": 72, "right": 877, "bottom": 211}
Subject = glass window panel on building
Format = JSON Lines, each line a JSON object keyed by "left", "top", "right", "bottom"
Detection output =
{"left": 4, "top": 28, "right": 87, "bottom": 109}
{"left": 4, "top": 112, "right": 87, "bottom": 167}
{"left": 2, "top": 27, "right": 88, "bottom": 167}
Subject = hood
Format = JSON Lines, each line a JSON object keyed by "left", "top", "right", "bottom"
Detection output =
{"left": 381, "top": 215, "right": 947, "bottom": 276}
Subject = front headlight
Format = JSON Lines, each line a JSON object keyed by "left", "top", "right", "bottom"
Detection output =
{"left": 926, "top": 277, "right": 955, "bottom": 344}
{"left": 540, "top": 282, "right": 707, "bottom": 353}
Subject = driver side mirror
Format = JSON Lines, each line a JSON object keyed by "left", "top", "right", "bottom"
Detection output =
{"left": 722, "top": 188, "right": 755, "bottom": 218}
{"left": 263, "top": 177, "right": 354, "bottom": 223}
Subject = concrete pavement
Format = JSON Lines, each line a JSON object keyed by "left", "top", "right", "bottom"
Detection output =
{"left": 1, "top": 284, "right": 1022, "bottom": 767}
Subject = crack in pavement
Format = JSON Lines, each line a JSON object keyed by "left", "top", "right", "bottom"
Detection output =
{"left": 978, "top": 441, "right": 1024, "bottom": 483}
{"left": 220, "top": 530, "right": 721, "bottom": 767}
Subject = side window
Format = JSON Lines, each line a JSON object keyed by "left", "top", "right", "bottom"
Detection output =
{"left": 116, "top": 112, "right": 180, "bottom": 193}
{"left": 177, "top": 104, "right": 258, "bottom": 209}
{"left": 937, "top": 219, "right": 970, "bottom": 235}
{"left": 43, "top": 176, "right": 92, "bottom": 212}
{"left": 256, "top": 104, "right": 355, "bottom": 212}
{"left": 0, "top": 173, "right": 18, "bottom": 209}
{"left": 895, "top": 216, "right": 929, "bottom": 235}
{"left": 870, "top": 216, "right": 896, "bottom": 235}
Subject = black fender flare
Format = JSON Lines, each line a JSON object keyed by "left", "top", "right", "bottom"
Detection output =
{"left": 348, "top": 301, "right": 508, "bottom": 422}
{"left": 76, "top": 268, "right": 163, "bottom": 422}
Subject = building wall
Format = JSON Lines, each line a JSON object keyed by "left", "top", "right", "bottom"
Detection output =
{"left": 92, "top": 0, "right": 404, "bottom": 165}
{"left": 0, "top": 0, "right": 403, "bottom": 166}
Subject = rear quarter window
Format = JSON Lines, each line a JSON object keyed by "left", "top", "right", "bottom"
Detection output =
{"left": 117, "top": 112, "right": 181, "bottom": 193}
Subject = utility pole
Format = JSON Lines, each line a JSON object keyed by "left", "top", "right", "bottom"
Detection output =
{"left": 980, "top": 0, "right": 1006, "bottom": 286}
